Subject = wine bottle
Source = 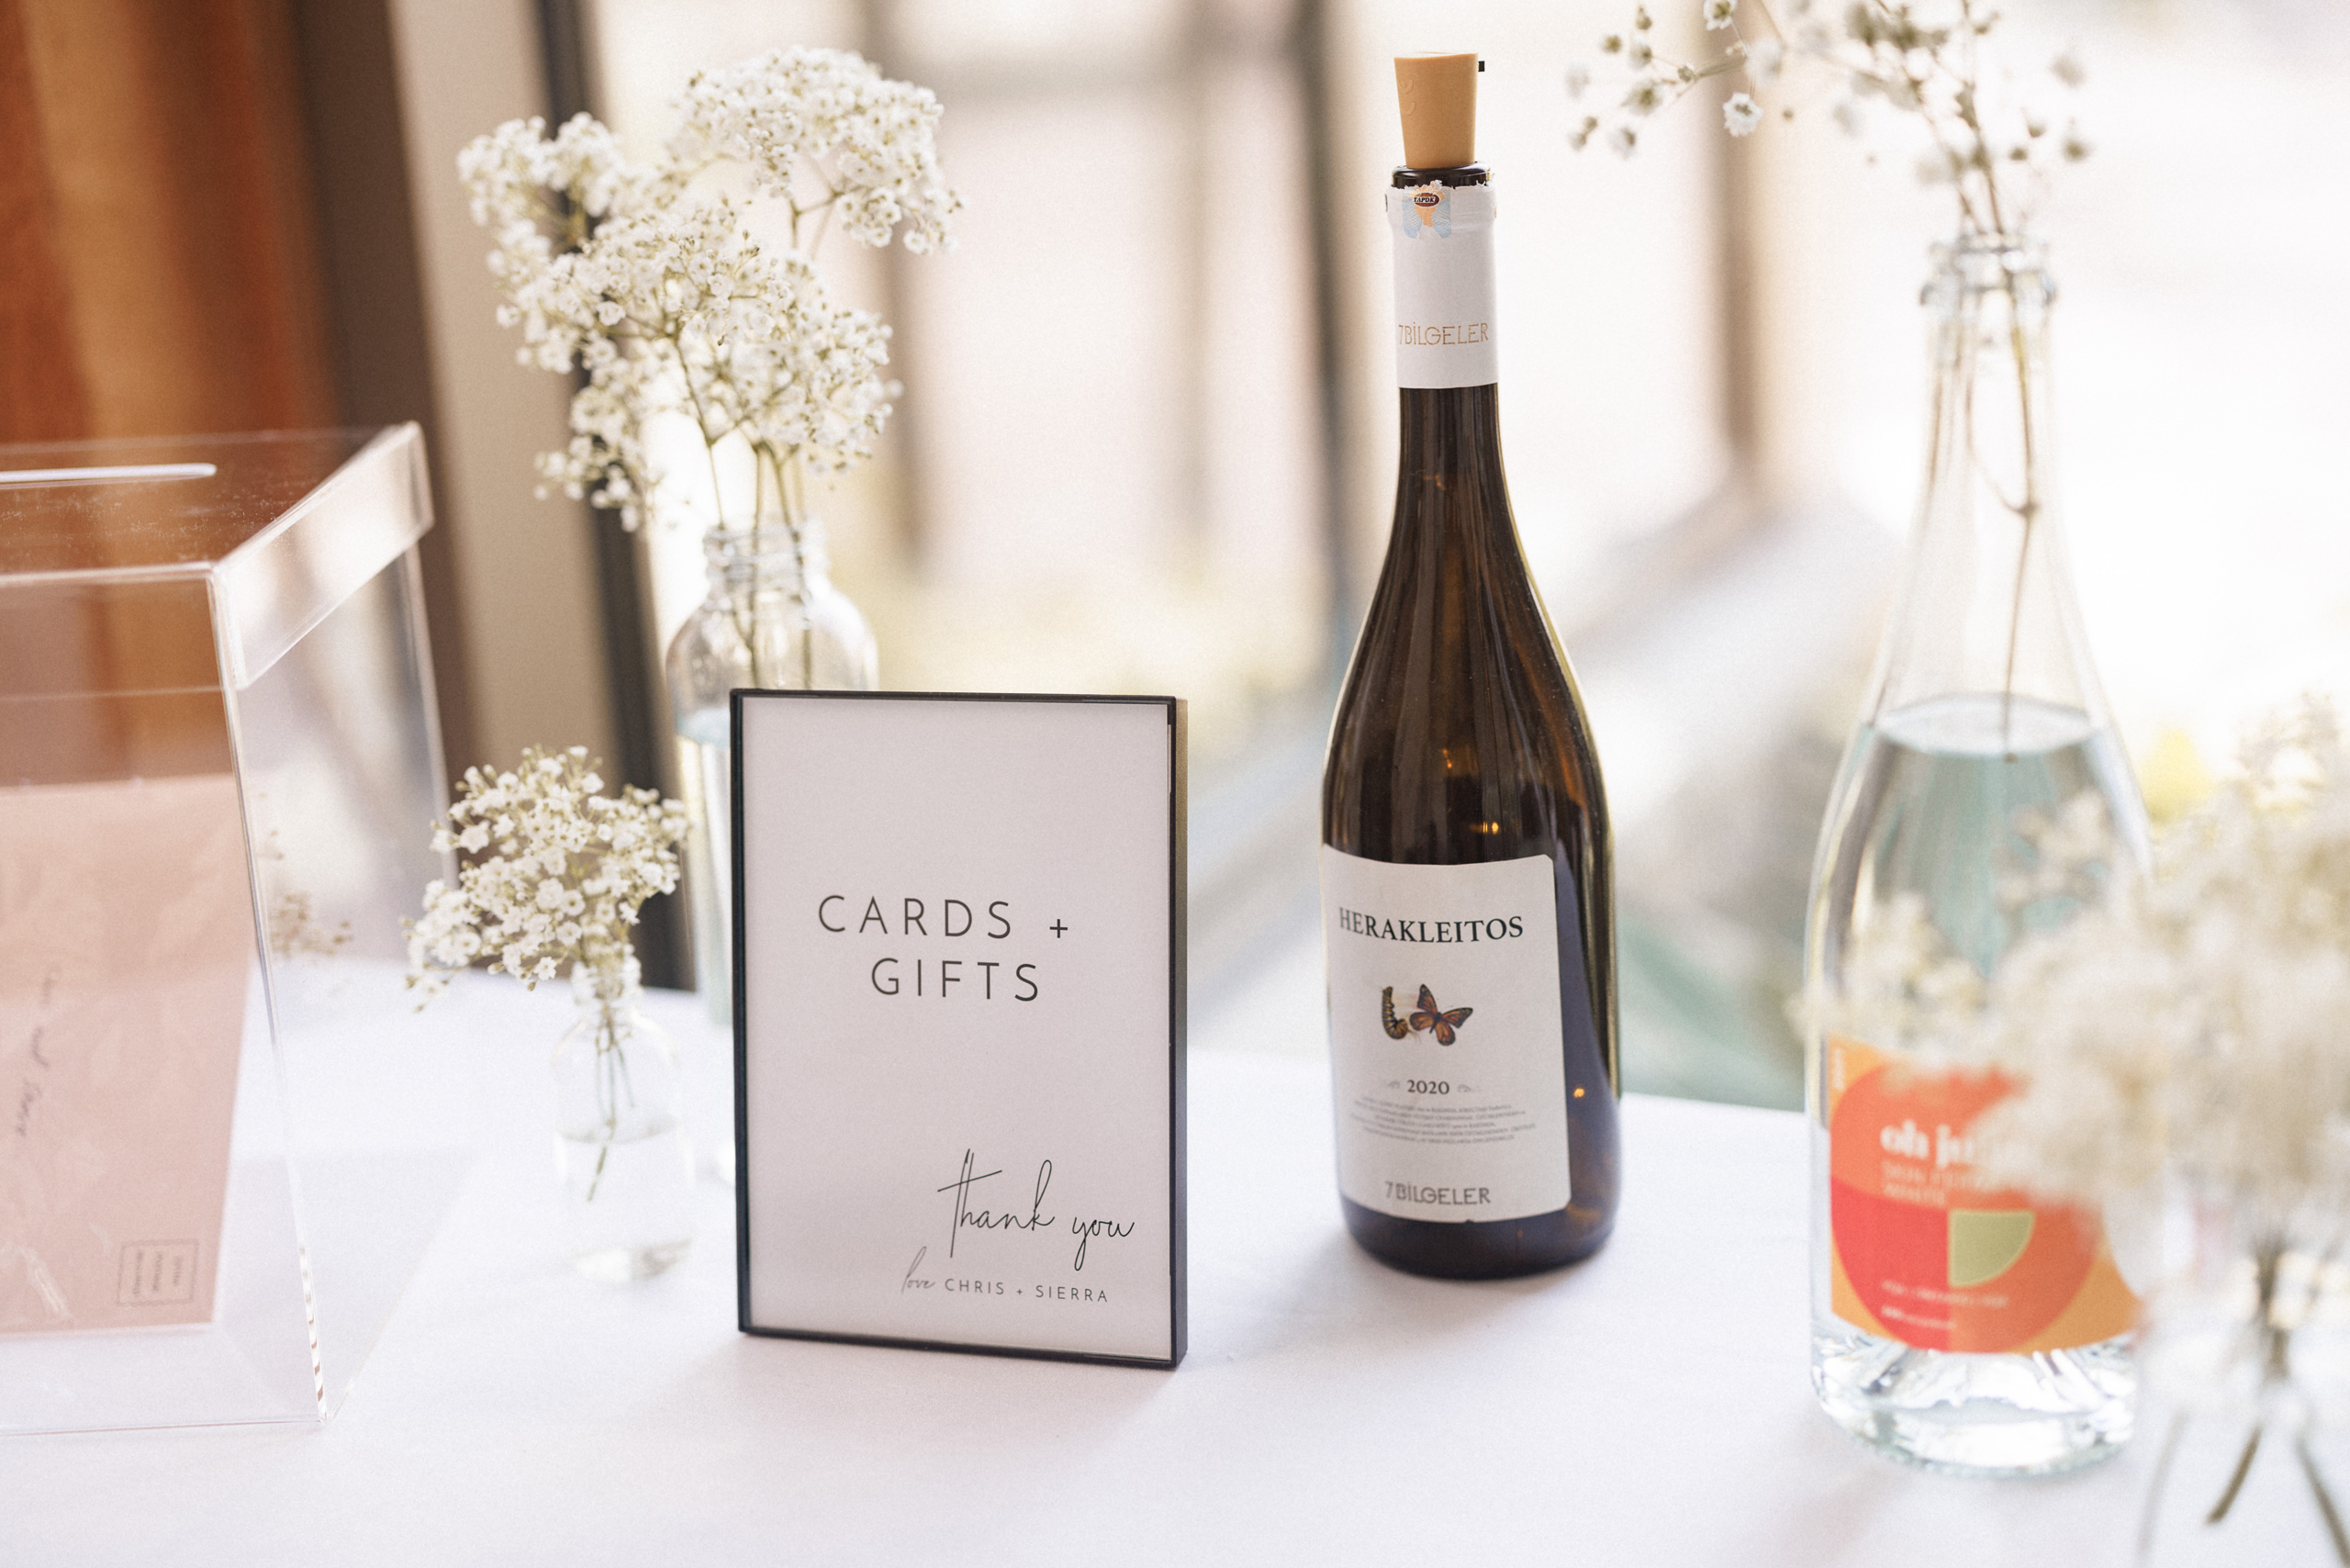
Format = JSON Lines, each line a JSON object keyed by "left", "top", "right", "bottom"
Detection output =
{"left": 1319, "top": 52, "right": 1620, "bottom": 1280}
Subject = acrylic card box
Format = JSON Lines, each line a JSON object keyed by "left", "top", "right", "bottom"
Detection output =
{"left": 733, "top": 691, "right": 1185, "bottom": 1368}
{"left": 0, "top": 427, "right": 455, "bottom": 1431}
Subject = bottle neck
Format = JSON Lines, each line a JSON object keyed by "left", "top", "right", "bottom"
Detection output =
{"left": 704, "top": 515, "right": 829, "bottom": 605}
{"left": 1389, "top": 164, "right": 1498, "bottom": 394}
{"left": 1921, "top": 236, "right": 2056, "bottom": 521}
{"left": 1866, "top": 233, "right": 2108, "bottom": 733}
{"left": 1381, "top": 381, "right": 1535, "bottom": 621}
{"left": 1375, "top": 163, "right": 1544, "bottom": 628}
{"left": 1397, "top": 384, "right": 1508, "bottom": 515}
{"left": 572, "top": 955, "right": 643, "bottom": 1013}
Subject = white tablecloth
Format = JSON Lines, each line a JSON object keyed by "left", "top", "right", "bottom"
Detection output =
{"left": 2, "top": 978, "right": 2333, "bottom": 1565}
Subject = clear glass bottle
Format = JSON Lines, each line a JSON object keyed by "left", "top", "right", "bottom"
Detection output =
{"left": 1804, "top": 233, "right": 2150, "bottom": 1474}
{"left": 667, "top": 519, "right": 878, "bottom": 1024}
{"left": 552, "top": 958, "right": 695, "bottom": 1281}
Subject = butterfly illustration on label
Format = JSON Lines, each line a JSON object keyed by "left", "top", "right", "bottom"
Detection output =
{"left": 1381, "top": 984, "right": 1473, "bottom": 1045}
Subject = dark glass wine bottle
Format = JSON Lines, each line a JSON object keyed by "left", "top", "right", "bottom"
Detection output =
{"left": 1320, "top": 53, "right": 1618, "bottom": 1280}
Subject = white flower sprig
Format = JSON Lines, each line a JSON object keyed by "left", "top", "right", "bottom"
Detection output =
{"left": 1567, "top": 0, "right": 2089, "bottom": 238}
{"left": 1570, "top": 5, "right": 2092, "bottom": 734}
{"left": 459, "top": 48, "right": 960, "bottom": 532}
{"left": 406, "top": 747, "right": 688, "bottom": 997}
{"left": 1818, "top": 703, "right": 2350, "bottom": 1222}
{"left": 2005, "top": 709, "right": 2350, "bottom": 1224}
{"left": 666, "top": 49, "right": 957, "bottom": 255}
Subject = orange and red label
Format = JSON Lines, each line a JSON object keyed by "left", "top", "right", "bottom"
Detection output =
{"left": 1827, "top": 1036, "right": 2136, "bottom": 1353}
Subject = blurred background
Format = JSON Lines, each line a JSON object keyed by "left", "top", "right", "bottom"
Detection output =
{"left": 5, "top": 0, "right": 2346, "bottom": 1107}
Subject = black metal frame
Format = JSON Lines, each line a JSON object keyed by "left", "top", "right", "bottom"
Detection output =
{"left": 730, "top": 689, "right": 1187, "bottom": 1370}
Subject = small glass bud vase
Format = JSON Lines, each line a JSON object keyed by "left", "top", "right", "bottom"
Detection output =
{"left": 552, "top": 958, "right": 694, "bottom": 1282}
{"left": 2135, "top": 1194, "right": 2350, "bottom": 1562}
{"left": 667, "top": 517, "right": 878, "bottom": 1024}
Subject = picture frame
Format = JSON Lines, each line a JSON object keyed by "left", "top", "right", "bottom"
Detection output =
{"left": 732, "top": 690, "right": 1185, "bottom": 1368}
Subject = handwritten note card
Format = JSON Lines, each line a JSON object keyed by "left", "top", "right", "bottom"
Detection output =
{"left": 733, "top": 693, "right": 1184, "bottom": 1367}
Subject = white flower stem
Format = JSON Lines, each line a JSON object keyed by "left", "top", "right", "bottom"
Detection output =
{"left": 2298, "top": 1430, "right": 2350, "bottom": 1564}
{"left": 673, "top": 331, "right": 736, "bottom": 531}
{"left": 1998, "top": 299, "right": 2040, "bottom": 755}
{"left": 587, "top": 994, "right": 626, "bottom": 1202}
{"left": 2137, "top": 1412, "right": 2188, "bottom": 1562}
{"left": 2209, "top": 1420, "right": 2266, "bottom": 1529}
{"left": 2197, "top": 1238, "right": 2300, "bottom": 1534}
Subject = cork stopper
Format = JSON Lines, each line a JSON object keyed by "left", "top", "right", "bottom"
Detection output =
{"left": 1394, "top": 53, "right": 1478, "bottom": 168}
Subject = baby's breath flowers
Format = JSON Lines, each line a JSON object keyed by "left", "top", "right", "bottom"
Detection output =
{"left": 1570, "top": 1, "right": 2093, "bottom": 734}
{"left": 459, "top": 48, "right": 959, "bottom": 538}
{"left": 1812, "top": 700, "right": 2350, "bottom": 1557}
{"left": 408, "top": 750, "right": 690, "bottom": 1210}
{"left": 406, "top": 747, "right": 688, "bottom": 999}
{"left": 1567, "top": 0, "right": 2088, "bottom": 241}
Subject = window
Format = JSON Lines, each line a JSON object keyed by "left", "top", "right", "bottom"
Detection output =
{"left": 575, "top": 0, "right": 2350, "bottom": 1105}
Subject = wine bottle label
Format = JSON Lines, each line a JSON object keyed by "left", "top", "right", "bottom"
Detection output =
{"left": 1387, "top": 184, "right": 1498, "bottom": 389}
{"left": 1825, "top": 1035, "right": 2137, "bottom": 1351}
{"left": 1318, "top": 846, "right": 1572, "bottom": 1222}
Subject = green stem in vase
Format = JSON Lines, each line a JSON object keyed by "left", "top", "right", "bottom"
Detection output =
{"left": 792, "top": 519, "right": 812, "bottom": 689}
{"left": 748, "top": 455, "right": 768, "bottom": 689}
{"left": 2207, "top": 1244, "right": 2285, "bottom": 1526}
{"left": 2207, "top": 1421, "right": 2265, "bottom": 1527}
{"left": 738, "top": 446, "right": 817, "bottom": 691}
{"left": 2138, "top": 1412, "right": 2188, "bottom": 1562}
{"left": 2188, "top": 1235, "right": 2350, "bottom": 1559}
{"left": 2299, "top": 1428, "right": 2350, "bottom": 1565}
{"left": 772, "top": 448, "right": 815, "bottom": 689}
{"left": 585, "top": 995, "right": 627, "bottom": 1203}
{"left": 1998, "top": 298, "right": 2040, "bottom": 756}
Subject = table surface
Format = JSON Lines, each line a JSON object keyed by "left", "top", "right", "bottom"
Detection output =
{"left": 3, "top": 977, "right": 2334, "bottom": 1566}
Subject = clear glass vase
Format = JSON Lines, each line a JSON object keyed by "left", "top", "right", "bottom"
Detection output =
{"left": 2136, "top": 1195, "right": 2350, "bottom": 1562}
{"left": 552, "top": 959, "right": 694, "bottom": 1281}
{"left": 667, "top": 519, "right": 878, "bottom": 1024}
{"left": 1803, "top": 233, "right": 2153, "bottom": 1475}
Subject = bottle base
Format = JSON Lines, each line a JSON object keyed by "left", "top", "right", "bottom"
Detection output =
{"left": 1341, "top": 1196, "right": 1611, "bottom": 1280}
{"left": 573, "top": 1239, "right": 692, "bottom": 1283}
{"left": 1811, "top": 1326, "right": 2134, "bottom": 1477}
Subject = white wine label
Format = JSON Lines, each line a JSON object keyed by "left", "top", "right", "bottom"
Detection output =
{"left": 1387, "top": 183, "right": 1499, "bottom": 389}
{"left": 1319, "top": 846, "right": 1571, "bottom": 1223}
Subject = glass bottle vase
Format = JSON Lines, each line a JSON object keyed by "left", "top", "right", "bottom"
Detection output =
{"left": 667, "top": 518, "right": 878, "bottom": 1025}
{"left": 552, "top": 958, "right": 694, "bottom": 1281}
{"left": 1803, "top": 234, "right": 2152, "bottom": 1475}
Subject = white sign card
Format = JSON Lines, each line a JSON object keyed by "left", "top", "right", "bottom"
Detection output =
{"left": 733, "top": 692, "right": 1185, "bottom": 1367}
